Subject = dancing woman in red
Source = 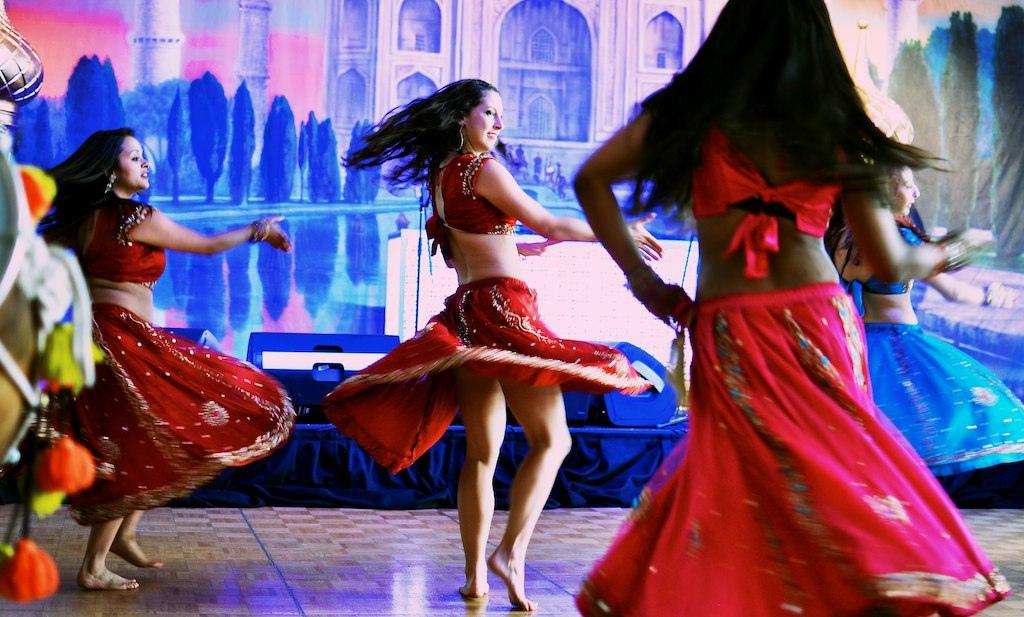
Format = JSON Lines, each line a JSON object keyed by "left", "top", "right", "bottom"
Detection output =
{"left": 321, "top": 79, "right": 658, "bottom": 611}
{"left": 40, "top": 129, "right": 295, "bottom": 591}
{"left": 572, "top": 0, "right": 1009, "bottom": 615}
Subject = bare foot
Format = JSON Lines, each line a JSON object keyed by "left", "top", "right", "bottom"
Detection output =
{"left": 77, "top": 566, "right": 139, "bottom": 591}
{"left": 459, "top": 575, "right": 489, "bottom": 601}
{"left": 487, "top": 549, "right": 536, "bottom": 612}
{"left": 111, "top": 538, "right": 164, "bottom": 568}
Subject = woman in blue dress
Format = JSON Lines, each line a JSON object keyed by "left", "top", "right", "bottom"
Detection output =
{"left": 828, "top": 167, "right": 1024, "bottom": 476}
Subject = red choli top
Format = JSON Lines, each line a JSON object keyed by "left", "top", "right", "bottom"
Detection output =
{"left": 76, "top": 198, "right": 166, "bottom": 287}
{"left": 426, "top": 153, "right": 516, "bottom": 262}
{"left": 692, "top": 127, "right": 842, "bottom": 278}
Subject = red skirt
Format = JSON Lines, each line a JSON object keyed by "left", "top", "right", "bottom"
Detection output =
{"left": 69, "top": 304, "right": 295, "bottom": 525}
{"left": 322, "top": 277, "right": 649, "bottom": 473}
{"left": 577, "top": 283, "right": 1010, "bottom": 617}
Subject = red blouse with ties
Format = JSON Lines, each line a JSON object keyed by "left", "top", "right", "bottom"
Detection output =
{"left": 426, "top": 153, "right": 516, "bottom": 263}
{"left": 75, "top": 198, "right": 166, "bottom": 287}
{"left": 692, "top": 127, "right": 842, "bottom": 278}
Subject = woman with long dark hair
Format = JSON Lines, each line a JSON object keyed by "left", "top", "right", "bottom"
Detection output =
{"left": 321, "top": 79, "right": 658, "bottom": 611}
{"left": 41, "top": 128, "right": 295, "bottom": 591}
{"left": 571, "top": 0, "right": 1009, "bottom": 614}
{"left": 827, "top": 167, "right": 1024, "bottom": 478}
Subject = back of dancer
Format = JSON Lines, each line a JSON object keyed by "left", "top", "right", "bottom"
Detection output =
{"left": 571, "top": 0, "right": 1010, "bottom": 614}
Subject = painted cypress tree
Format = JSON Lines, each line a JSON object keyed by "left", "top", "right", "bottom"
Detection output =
{"left": 993, "top": 6, "right": 1024, "bottom": 260}
{"left": 228, "top": 81, "right": 256, "bottom": 205}
{"left": 64, "top": 56, "right": 125, "bottom": 155}
{"left": 940, "top": 12, "right": 979, "bottom": 230}
{"left": 100, "top": 59, "right": 126, "bottom": 128}
{"left": 973, "top": 28, "right": 997, "bottom": 229}
{"left": 188, "top": 71, "right": 229, "bottom": 202}
{"left": 167, "top": 89, "right": 183, "bottom": 204}
{"left": 315, "top": 118, "right": 341, "bottom": 202}
{"left": 298, "top": 111, "right": 315, "bottom": 201}
{"left": 343, "top": 120, "right": 380, "bottom": 203}
{"left": 259, "top": 96, "right": 296, "bottom": 203}
{"left": 888, "top": 41, "right": 942, "bottom": 227}
{"left": 13, "top": 98, "right": 53, "bottom": 168}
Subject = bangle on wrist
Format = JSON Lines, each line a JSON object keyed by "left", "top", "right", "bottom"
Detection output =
{"left": 933, "top": 232, "right": 975, "bottom": 275}
{"left": 249, "top": 219, "right": 269, "bottom": 243}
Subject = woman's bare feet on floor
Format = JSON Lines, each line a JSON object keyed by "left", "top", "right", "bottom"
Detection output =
{"left": 111, "top": 537, "right": 163, "bottom": 568}
{"left": 459, "top": 578, "right": 489, "bottom": 601}
{"left": 77, "top": 566, "right": 139, "bottom": 591}
{"left": 487, "top": 548, "right": 536, "bottom": 611}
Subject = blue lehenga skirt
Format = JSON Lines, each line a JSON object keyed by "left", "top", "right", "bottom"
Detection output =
{"left": 866, "top": 322, "right": 1024, "bottom": 476}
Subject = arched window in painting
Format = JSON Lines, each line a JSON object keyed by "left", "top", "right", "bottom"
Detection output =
{"left": 499, "top": 0, "right": 592, "bottom": 142}
{"left": 336, "top": 69, "right": 367, "bottom": 124}
{"left": 396, "top": 72, "right": 437, "bottom": 106}
{"left": 341, "top": 0, "right": 369, "bottom": 49}
{"left": 530, "top": 29, "right": 556, "bottom": 63}
{"left": 527, "top": 96, "right": 556, "bottom": 139}
{"left": 644, "top": 12, "right": 683, "bottom": 70}
{"left": 398, "top": 0, "right": 441, "bottom": 53}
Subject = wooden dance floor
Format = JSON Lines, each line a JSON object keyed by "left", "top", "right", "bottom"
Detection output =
{"left": 3, "top": 506, "right": 1022, "bottom": 616}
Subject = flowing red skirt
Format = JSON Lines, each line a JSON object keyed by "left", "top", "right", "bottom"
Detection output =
{"left": 322, "top": 277, "right": 649, "bottom": 473}
{"left": 577, "top": 283, "right": 1010, "bottom": 617}
{"left": 69, "top": 304, "right": 295, "bottom": 525}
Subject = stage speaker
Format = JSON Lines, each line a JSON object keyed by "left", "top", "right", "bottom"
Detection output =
{"left": 246, "top": 332, "right": 399, "bottom": 409}
{"left": 561, "top": 390, "right": 593, "bottom": 425}
{"left": 160, "top": 327, "right": 220, "bottom": 350}
{"left": 601, "top": 342, "right": 680, "bottom": 427}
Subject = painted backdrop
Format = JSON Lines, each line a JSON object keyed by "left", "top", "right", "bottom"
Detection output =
{"left": 7, "top": 1, "right": 1024, "bottom": 392}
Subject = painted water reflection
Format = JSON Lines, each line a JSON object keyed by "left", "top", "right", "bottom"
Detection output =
{"left": 151, "top": 199, "right": 419, "bottom": 358}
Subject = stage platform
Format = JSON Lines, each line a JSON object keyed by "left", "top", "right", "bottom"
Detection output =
{"left": 7, "top": 505, "right": 1023, "bottom": 616}
{"left": 166, "top": 421, "right": 1024, "bottom": 511}
{"left": 175, "top": 423, "right": 687, "bottom": 510}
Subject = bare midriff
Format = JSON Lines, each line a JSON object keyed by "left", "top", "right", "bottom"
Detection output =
{"left": 446, "top": 227, "right": 523, "bottom": 285}
{"left": 695, "top": 209, "right": 839, "bottom": 300}
{"left": 87, "top": 277, "right": 155, "bottom": 322}
{"left": 860, "top": 289, "right": 918, "bottom": 325}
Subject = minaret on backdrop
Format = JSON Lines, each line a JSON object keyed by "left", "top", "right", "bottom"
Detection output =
{"left": 238, "top": 0, "right": 272, "bottom": 156}
{"left": 129, "top": 0, "right": 185, "bottom": 87}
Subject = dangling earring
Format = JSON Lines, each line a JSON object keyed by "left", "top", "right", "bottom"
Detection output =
{"left": 456, "top": 129, "right": 465, "bottom": 153}
{"left": 104, "top": 175, "right": 115, "bottom": 194}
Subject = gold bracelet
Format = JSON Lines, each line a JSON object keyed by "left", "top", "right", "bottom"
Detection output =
{"left": 249, "top": 219, "right": 269, "bottom": 243}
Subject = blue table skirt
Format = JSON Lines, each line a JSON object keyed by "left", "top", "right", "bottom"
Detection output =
{"left": 174, "top": 424, "right": 687, "bottom": 510}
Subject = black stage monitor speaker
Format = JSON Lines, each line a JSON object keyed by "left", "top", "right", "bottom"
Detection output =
{"left": 160, "top": 327, "right": 220, "bottom": 350}
{"left": 601, "top": 342, "right": 679, "bottom": 427}
{"left": 246, "top": 332, "right": 399, "bottom": 408}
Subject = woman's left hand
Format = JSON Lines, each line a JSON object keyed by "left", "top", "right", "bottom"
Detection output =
{"left": 261, "top": 216, "right": 292, "bottom": 253}
{"left": 627, "top": 213, "right": 663, "bottom": 261}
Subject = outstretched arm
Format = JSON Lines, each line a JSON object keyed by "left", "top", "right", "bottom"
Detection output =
{"left": 924, "top": 273, "right": 1017, "bottom": 307}
{"left": 129, "top": 210, "right": 291, "bottom": 255}
{"left": 841, "top": 191, "right": 948, "bottom": 282}
{"left": 474, "top": 156, "right": 662, "bottom": 260}
{"left": 574, "top": 113, "right": 691, "bottom": 327}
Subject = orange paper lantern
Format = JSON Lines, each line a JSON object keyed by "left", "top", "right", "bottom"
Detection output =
{"left": 36, "top": 436, "right": 96, "bottom": 494}
{"left": 0, "top": 539, "right": 59, "bottom": 603}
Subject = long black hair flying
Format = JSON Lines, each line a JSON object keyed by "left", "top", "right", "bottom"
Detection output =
{"left": 632, "top": 0, "right": 938, "bottom": 217}
{"left": 345, "top": 79, "right": 506, "bottom": 187}
{"left": 39, "top": 128, "right": 136, "bottom": 242}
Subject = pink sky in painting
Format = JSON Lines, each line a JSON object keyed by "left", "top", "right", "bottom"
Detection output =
{"left": 6, "top": 0, "right": 1021, "bottom": 120}
{"left": 6, "top": 0, "right": 326, "bottom": 117}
